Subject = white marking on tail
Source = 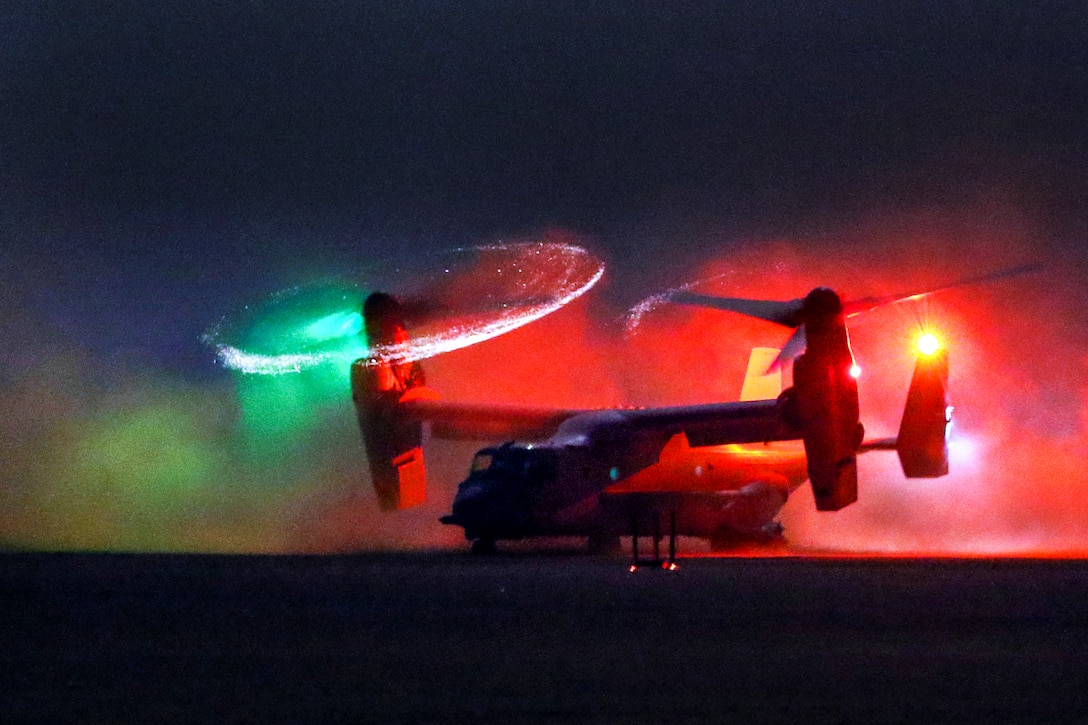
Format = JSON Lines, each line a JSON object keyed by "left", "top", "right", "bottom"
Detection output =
{"left": 740, "top": 348, "right": 783, "bottom": 402}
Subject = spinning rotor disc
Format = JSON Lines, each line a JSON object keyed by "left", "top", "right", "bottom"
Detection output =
{"left": 205, "top": 241, "right": 605, "bottom": 375}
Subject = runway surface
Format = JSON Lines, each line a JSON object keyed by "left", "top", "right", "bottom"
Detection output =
{"left": 3, "top": 551, "right": 1087, "bottom": 723}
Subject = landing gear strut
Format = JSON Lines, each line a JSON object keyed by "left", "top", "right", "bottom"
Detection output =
{"left": 629, "top": 511, "right": 678, "bottom": 572}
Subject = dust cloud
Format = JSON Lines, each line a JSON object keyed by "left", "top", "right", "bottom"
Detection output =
{"left": 2, "top": 201, "right": 1086, "bottom": 555}
{"left": 659, "top": 199, "right": 1088, "bottom": 556}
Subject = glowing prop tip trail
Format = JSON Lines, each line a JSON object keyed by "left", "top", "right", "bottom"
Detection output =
{"left": 207, "top": 241, "right": 605, "bottom": 375}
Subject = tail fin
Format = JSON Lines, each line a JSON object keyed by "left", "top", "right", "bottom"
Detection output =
{"left": 896, "top": 347, "right": 950, "bottom": 478}
{"left": 740, "top": 348, "right": 783, "bottom": 401}
{"left": 351, "top": 292, "right": 432, "bottom": 511}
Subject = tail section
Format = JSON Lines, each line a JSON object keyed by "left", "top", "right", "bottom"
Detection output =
{"left": 896, "top": 344, "right": 950, "bottom": 478}
{"left": 739, "top": 348, "right": 783, "bottom": 401}
{"left": 351, "top": 292, "right": 433, "bottom": 511}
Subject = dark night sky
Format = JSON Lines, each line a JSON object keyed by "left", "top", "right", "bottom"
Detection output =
{"left": 3, "top": 2, "right": 1088, "bottom": 552}
{"left": 4, "top": 1, "right": 1087, "bottom": 374}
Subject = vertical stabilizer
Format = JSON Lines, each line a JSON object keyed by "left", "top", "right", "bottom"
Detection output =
{"left": 896, "top": 346, "right": 950, "bottom": 478}
{"left": 740, "top": 348, "right": 783, "bottom": 401}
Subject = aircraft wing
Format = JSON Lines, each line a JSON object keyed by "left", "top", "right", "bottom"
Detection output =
{"left": 401, "top": 398, "right": 585, "bottom": 441}
{"left": 606, "top": 399, "right": 793, "bottom": 447}
{"left": 399, "top": 386, "right": 793, "bottom": 447}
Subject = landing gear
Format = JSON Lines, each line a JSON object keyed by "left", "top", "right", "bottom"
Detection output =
{"left": 470, "top": 538, "right": 497, "bottom": 555}
{"left": 629, "top": 511, "right": 678, "bottom": 572}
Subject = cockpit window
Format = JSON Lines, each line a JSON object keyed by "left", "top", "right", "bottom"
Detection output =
{"left": 470, "top": 453, "right": 494, "bottom": 473}
{"left": 468, "top": 446, "right": 557, "bottom": 489}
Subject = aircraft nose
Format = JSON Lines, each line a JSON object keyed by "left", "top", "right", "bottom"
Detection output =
{"left": 451, "top": 483, "right": 497, "bottom": 523}
{"left": 448, "top": 479, "right": 527, "bottom": 535}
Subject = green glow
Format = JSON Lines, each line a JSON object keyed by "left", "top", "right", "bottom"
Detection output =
{"left": 236, "top": 336, "right": 365, "bottom": 452}
{"left": 3, "top": 369, "right": 371, "bottom": 551}
{"left": 204, "top": 281, "right": 373, "bottom": 457}
{"left": 303, "top": 310, "right": 364, "bottom": 342}
{"left": 234, "top": 303, "right": 366, "bottom": 458}
{"left": 236, "top": 283, "right": 369, "bottom": 357}
{"left": 76, "top": 405, "right": 220, "bottom": 505}
{"left": 235, "top": 359, "right": 355, "bottom": 459}
{"left": 14, "top": 401, "right": 236, "bottom": 551}
{"left": 206, "top": 283, "right": 371, "bottom": 374}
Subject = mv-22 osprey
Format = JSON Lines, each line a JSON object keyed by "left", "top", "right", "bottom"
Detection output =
{"left": 351, "top": 285, "right": 951, "bottom": 563}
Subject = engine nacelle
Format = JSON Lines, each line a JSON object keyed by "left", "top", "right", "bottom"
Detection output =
{"left": 792, "top": 288, "right": 863, "bottom": 511}
{"left": 351, "top": 292, "right": 430, "bottom": 511}
{"left": 352, "top": 363, "right": 428, "bottom": 510}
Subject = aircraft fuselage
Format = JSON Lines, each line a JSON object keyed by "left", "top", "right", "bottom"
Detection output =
{"left": 441, "top": 433, "right": 809, "bottom": 545}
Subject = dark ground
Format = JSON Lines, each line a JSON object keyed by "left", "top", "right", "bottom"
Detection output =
{"left": 2, "top": 552, "right": 1087, "bottom": 723}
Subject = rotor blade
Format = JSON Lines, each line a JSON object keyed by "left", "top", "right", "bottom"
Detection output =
{"left": 397, "top": 295, "right": 448, "bottom": 327}
{"left": 400, "top": 293, "right": 559, "bottom": 328}
{"left": 668, "top": 291, "right": 806, "bottom": 327}
{"left": 766, "top": 325, "right": 807, "bottom": 373}
{"left": 843, "top": 263, "right": 1042, "bottom": 317}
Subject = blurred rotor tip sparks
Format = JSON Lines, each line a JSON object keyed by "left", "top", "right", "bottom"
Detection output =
{"left": 205, "top": 240, "right": 604, "bottom": 375}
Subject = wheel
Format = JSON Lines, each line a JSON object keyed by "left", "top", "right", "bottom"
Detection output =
{"left": 470, "top": 538, "right": 497, "bottom": 555}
